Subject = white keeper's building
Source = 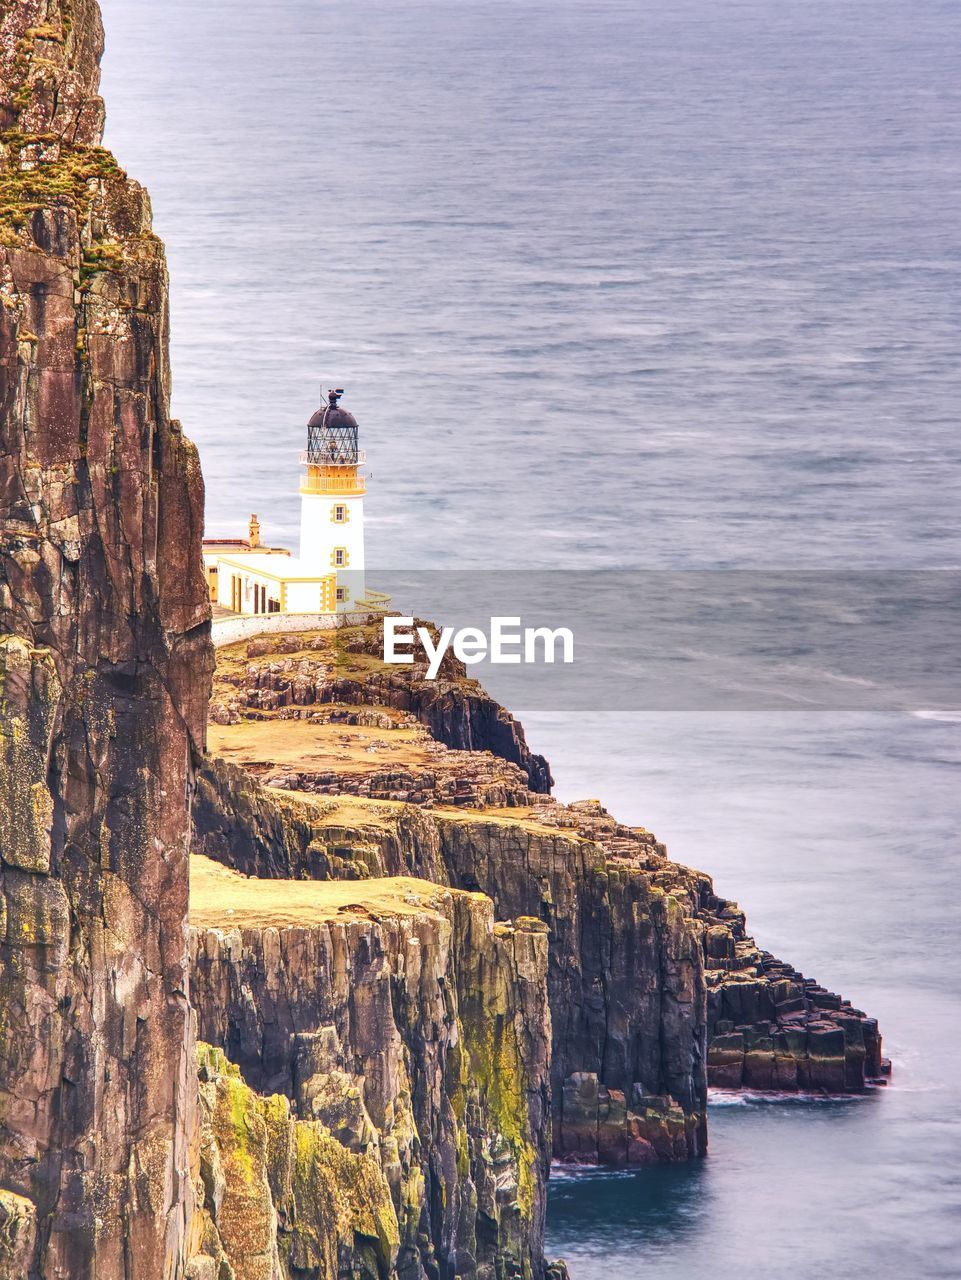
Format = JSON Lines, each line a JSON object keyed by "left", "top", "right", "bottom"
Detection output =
{"left": 203, "top": 388, "right": 373, "bottom": 616}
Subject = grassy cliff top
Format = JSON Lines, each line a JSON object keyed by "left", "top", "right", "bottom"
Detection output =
{"left": 262, "top": 788, "right": 572, "bottom": 839}
{"left": 208, "top": 718, "right": 438, "bottom": 776}
{"left": 190, "top": 854, "right": 454, "bottom": 929}
{"left": 429, "top": 803, "right": 578, "bottom": 838}
{"left": 216, "top": 622, "right": 391, "bottom": 666}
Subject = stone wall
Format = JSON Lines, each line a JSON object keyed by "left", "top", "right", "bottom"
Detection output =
{"left": 211, "top": 611, "right": 380, "bottom": 650}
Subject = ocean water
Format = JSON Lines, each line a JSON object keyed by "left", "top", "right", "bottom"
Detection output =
{"left": 98, "top": 1, "right": 961, "bottom": 1276}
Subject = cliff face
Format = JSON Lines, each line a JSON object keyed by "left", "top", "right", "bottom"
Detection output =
{"left": 0, "top": 4, "right": 212, "bottom": 1275}
{"left": 186, "top": 858, "right": 553, "bottom": 1280}
{"left": 194, "top": 755, "right": 708, "bottom": 1165}
{"left": 192, "top": 758, "right": 449, "bottom": 884}
{"left": 435, "top": 813, "right": 707, "bottom": 1163}
{"left": 190, "top": 1044, "right": 401, "bottom": 1280}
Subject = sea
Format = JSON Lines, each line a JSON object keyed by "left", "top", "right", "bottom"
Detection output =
{"left": 98, "top": 2, "right": 961, "bottom": 1276}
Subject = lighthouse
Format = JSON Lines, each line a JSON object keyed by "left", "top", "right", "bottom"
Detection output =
{"left": 201, "top": 386, "right": 381, "bottom": 620}
{"left": 299, "top": 388, "right": 366, "bottom": 611}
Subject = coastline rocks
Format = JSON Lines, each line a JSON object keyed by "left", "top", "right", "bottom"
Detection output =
{"left": 558, "top": 1075, "right": 696, "bottom": 1166}
{"left": 434, "top": 814, "right": 708, "bottom": 1159}
{"left": 555, "top": 802, "right": 887, "bottom": 1096}
{"left": 707, "top": 970, "right": 885, "bottom": 1092}
{"left": 193, "top": 742, "right": 887, "bottom": 1186}
{"left": 192, "top": 772, "right": 710, "bottom": 1163}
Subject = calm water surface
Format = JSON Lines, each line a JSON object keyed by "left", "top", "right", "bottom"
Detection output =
{"left": 99, "top": 2, "right": 961, "bottom": 1275}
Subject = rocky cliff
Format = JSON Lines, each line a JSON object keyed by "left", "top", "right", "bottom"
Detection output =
{"left": 186, "top": 857, "right": 553, "bottom": 1280}
{"left": 195, "top": 630, "right": 888, "bottom": 1169}
{"left": 211, "top": 623, "right": 552, "bottom": 792}
{"left": 0, "top": 3, "right": 212, "bottom": 1274}
{"left": 194, "top": 761, "right": 710, "bottom": 1165}
{"left": 0, "top": 12, "right": 566, "bottom": 1278}
{"left": 189, "top": 1044, "right": 401, "bottom": 1280}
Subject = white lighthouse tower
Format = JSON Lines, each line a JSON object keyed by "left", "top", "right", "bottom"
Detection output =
{"left": 299, "top": 388, "right": 366, "bottom": 611}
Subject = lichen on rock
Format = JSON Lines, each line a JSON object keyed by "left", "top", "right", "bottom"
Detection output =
{"left": 191, "top": 1042, "right": 402, "bottom": 1280}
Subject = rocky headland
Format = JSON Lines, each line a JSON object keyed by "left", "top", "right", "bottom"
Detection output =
{"left": 0, "top": 4, "right": 886, "bottom": 1278}
{"left": 194, "top": 626, "right": 888, "bottom": 1184}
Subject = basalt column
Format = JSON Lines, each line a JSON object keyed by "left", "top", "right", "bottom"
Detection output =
{"left": 0, "top": 4, "right": 212, "bottom": 1276}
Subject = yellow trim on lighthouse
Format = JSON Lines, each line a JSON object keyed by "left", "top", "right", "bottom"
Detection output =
{"left": 299, "top": 464, "right": 366, "bottom": 496}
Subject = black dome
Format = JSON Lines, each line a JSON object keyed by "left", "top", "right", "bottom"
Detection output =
{"left": 305, "top": 390, "right": 361, "bottom": 465}
{"left": 307, "top": 404, "right": 359, "bottom": 431}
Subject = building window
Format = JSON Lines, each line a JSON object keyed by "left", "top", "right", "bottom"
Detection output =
{"left": 332, "top": 504, "right": 348, "bottom": 523}
{"left": 332, "top": 547, "right": 349, "bottom": 568}
{"left": 336, "top": 587, "right": 347, "bottom": 603}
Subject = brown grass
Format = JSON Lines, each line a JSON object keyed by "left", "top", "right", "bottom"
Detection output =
{"left": 430, "top": 804, "right": 573, "bottom": 838}
{"left": 189, "top": 854, "right": 452, "bottom": 929}
{"left": 265, "top": 790, "right": 412, "bottom": 829}
{"left": 207, "top": 719, "right": 436, "bottom": 776}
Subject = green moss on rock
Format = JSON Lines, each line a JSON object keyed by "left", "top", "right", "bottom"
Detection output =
{"left": 0, "top": 134, "right": 124, "bottom": 241}
{"left": 192, "top": 1044, "right": 399, "bottom": 1280}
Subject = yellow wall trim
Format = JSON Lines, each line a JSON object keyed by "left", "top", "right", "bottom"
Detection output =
{"left": 215, "top": 555, "right": 332, "bottom": 584}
